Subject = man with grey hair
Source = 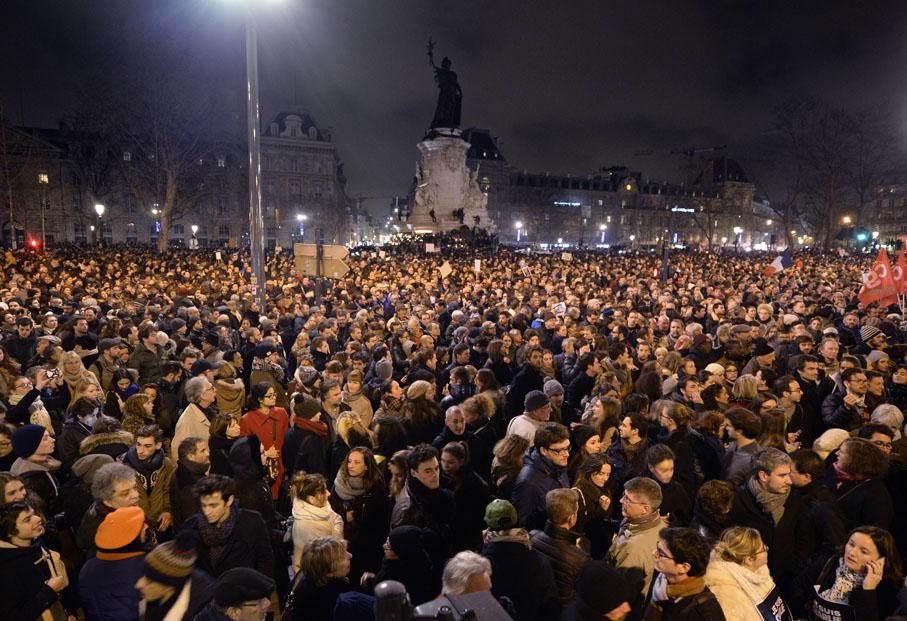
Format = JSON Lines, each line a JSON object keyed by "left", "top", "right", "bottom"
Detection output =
{"left": 729, "top": 447, "right": 811, "bottom": 594}
{"left": 608, "top": 476, "right": 664, "bottom": 596}
{"left": 442, "top": 550, "right": 493, "bottom": 596}
{"left": 76, "top": 462, "right": 141, "bottom": 557}
{"left": 171, "top": 376, "right": 216, "bottom": 461}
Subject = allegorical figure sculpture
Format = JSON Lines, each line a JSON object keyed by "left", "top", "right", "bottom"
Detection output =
{"left": 428, "top": 39, "right": 462, "bottom": 129}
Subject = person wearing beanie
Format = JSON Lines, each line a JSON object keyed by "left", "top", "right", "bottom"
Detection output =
{"left": 293, "top": 365, "right": 321, "bottom": 398}
{"left": 137, "top": 530, "right": 214, "bottom": 621}
{"left": 479, "top": 499, "right": 561, "bottom": 621}
{"left": 563, "top": 561, "right": 633, "bottom": 621}
{"left": 9, "top": 424, "right": 62, "bottom": 514}
{"left": 194, "top": 567, "right": 275, "bottom": 621}
{"left": 506, "top": 389, "right": 551, "bottom": 446}
{"left": 0, "top": 502, "right": 72, "bottom": 621}
{"left": 543, "top": 378, "right": 574, "bottom": 425}
{"left": 79, "top": 506, "right": 150, "bottom": 621}
{"left": 283, "top": 393, "right": 330, "bottom": 477}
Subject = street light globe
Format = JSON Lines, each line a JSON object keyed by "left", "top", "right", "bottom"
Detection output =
{"left": 599, "top": 224, "right": 606, "bottom": 231}
{"left": 515, "top": 221, "right": 523, "bottom": 229}
{"left": 766, "top": 219, "right": 772, "bottom": 226}
{"left": 733, "top": 226, "right": 743, "bottom": 235}
{"left": 557, "top": 237, "right": 563, "bottom": 244}
{"left": 842, "top": 215, "right": 852, "bottom": 225}
{"left": 94, "top": 203, "right": 105, "bottom": 217}
{"left": 191, "top": 225, "right": 199, "bottom": 234}
{"left": 629, "top": 235, "right": 636, "bottom": 241}
{"left": 296, "top": 214, "right": 307, "bottom": 222}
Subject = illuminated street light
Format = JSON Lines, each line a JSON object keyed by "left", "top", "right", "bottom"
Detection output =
{"left": 842, "top": 215, "right": 852, "bottom": 225}
{"left": 296, "top": 213, "right": 307, "bottom": 222}
{"left": 515, "top": 221, "right": 523, "bottom": 242}
{"left": 766, "top": 219, "right": 772, "bottom": 226}
{"left": 94, "top": 203, "right": 105, "bottom": 217}
{"left": 599, "top": 223, "right": 606, "bottom": 231}
{"left": 733, "top": 226, "right": 743, "bottom": 235}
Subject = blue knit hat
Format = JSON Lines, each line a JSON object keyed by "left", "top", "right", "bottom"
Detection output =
{"left": 12, "top": 424, "right": 46, "bottom": 458}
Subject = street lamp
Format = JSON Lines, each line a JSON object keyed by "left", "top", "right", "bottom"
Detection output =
{"left": 842, "top": 215, "right": 852, "bottom": 225}
{"left": 296, "top": 213, "right": 307, "bottom": 239}
{"left": 599, "top": 223, "right": 607, "bottom": 244}
{"left": 515, "top": 221, "right": 523, "bottom": 243}
{"left": 37, "top": 172, "right": 49, "bottom": 252}
{"left": 94, "top": 203, "right": 105, "bottom": 245}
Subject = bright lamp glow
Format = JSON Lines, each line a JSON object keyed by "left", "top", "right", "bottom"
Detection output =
{"left": 94, "top": 203, "right": 105, "bottom": 217}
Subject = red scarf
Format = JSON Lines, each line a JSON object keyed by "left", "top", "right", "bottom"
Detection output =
{"left": 834, "top": 461, "right": 866, "bottom": 486}
{"left": 293, "top": 416, "right": 328, "bottom": 437}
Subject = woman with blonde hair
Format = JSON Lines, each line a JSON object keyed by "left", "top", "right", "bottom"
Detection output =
{"left": 290, "top": 472, "right": 344, "bottom": 572}
{"left": 731, "top": 374, "right": 759, "bottom": 405}
{"left": 704, "top": 526, "right": 786, "bottom": 621}
{"left": 490, "top": 434, "right": 529, "bottom": 499}
{"left": 59, "top": 350, "right": 99, "bottom": 399}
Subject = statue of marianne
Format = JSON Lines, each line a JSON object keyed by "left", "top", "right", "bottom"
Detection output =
{"left": 427, "top": 39, "right": 462, "bottom": 130}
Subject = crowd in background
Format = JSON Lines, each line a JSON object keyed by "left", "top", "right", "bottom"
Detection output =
{"left": 1, "top": 241, "right": 907, "bottom": 621}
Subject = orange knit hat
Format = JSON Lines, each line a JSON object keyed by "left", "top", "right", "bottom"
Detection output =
{"left": 95, "top": 506, "right": 146, "bottom": 552}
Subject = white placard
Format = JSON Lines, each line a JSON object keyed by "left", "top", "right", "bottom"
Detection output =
{"left": 439, "top": 261, "right": 453, "bottom": 278}
{"left": 215, "top": 251, "right": 222, "bottom": 261}
{"left": 561, "top": 252, "right": 573, "bottom": 261}
{"left": 425, "top": 243, "right": 437, "bottom": 253}
{"left": 473, "top": 259, "right": 481, "bottom": 273}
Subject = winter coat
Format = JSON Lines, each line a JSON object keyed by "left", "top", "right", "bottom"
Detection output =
{"left": 57, "top": 417, "right": 92, "bottom": 471}
{"left": 139, "top": 570, "right": 213, "bottom": 621}
{"left": 704, "top": 560, "right": 781, "bottom": 621}
{"left": 728, "top": 480, "right": 813, "bottom": 585}
{"left": 127, "top": 342, "right": 161, "bottom": 385}
{"left": 171, "top": 403, "right": 211, "bottom": 461}
{"left": 184, "top": 507, "right": 275, "bottom": 578}
{"left": 79, "top": 430, "right": 134, "bottom": 462}
{"left": 512, "top": 447, "right": 569, "bottom": 531}
{"left": 608, "top": 513, "right": 665, "bottom": 596}
{"left": 289, "top": 577, "right": 353, "bottom": 621}
{"left": 240, "top": 406, "right": 290, "bottom": 500}
{"left": 821, "top": 391, "right": 867, "bottom": 431}
{"left": 78, "top": 553, "right": 145, "bottom": 621}
{"left": 662, "top": 426, "right": 700, "bottom": 498}
{"left": 291, "top": 497, "right": 344, "bottom": 553}
{"left": 835, "top": 476, "right": 893, "bottom": 530}
{"left": 170, "top": 459, "right": 207, "bottom": 529}
{"left": 389, "top": 477, "right": 454, "bottom": 568}
{"left": 791, "top": 554, "right": 901, "bottom": 621}
{"left": 332, "top": 478, "right": 392, "bottom": 578}
{"left": 505, "top": 363, "right": 544, "bottom": 420}
{"left": 644, "top": 582, "right": 727, "bottom": 621}
{"left": 207, "top": 434, "right": 237, "bottom": 477}
{"left": 444, "top": 467, "right": 493, "bottom": 552}
{"left": 214, "top": 378, "right": 245, "bottom": 417}
{"left": 77, "top": 500, "right": 117, "bottom": 558}
{"left": 793, "top": 481, "right": 847, "bottom": 557}
{"left": 481, "top": 534, "right": 561, "bottom": 621}
{"left": 249, "top": 368, "right": 289, "bottom": 410}
{"left": 606, "top": 437, "right": 650, "bottom": 490}
{"left": 0, "top": 539, "right": 68, "bottom": 621}
{"left": 506, "top": 413, "right": 545, "bottom": 445}
{"left": 11, "top": 457, "right": 61, "bottom": 515}
{"left": 121, "top": 446, "right": 175, "bottom": 524}
{"left": 342, "top": 391, "right": 374, "bottom": 429}
{"left": 283, "top": 421, "right": 330, "bottom": 477}
{"left": 530, "top": 521, "right": 590, "bottom": 605}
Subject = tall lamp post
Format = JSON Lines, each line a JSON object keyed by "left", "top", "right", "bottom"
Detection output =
{"left": 94, "top": 203, "right": 105, "bottom": 245}
{"left": 515, "top": 221, "right": 523, "bottom": 243}
{"left": 243, "top": 7, "right": 266, "bottom": 307}
{"left": 38, "top": 172, "right": 48, "bottom": 252}
{"left": 296, "top": 213, "right": 307, "bottom": 241}
{"left": 190, "top": 224, "right": 199, "bottom": 249}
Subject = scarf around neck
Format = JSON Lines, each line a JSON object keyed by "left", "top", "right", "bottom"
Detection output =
{"left": 747, "top": 476, "right": 789, "bottom": 525}
{"left": 333, "top": 472, "right": 367, "bottom": 500}
{"left": 293, "top": 416, "right": 328, "bottom": 437}
{"left": 652, "top": 572, "right": 707, "bottom": 601}
{"left": 198, "top": 506, "right": 238, "bottom": 567}
{"left": 819, "top": 557, "right": 864, "bottom": 604}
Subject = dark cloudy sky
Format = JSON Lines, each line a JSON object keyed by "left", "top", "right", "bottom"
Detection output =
{"left": 3, "top": 0, "right": 907, "bottom": 214}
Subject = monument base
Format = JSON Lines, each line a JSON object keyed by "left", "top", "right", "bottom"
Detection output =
{"left": 408, "top": 130, "right": 494, "bottom": 234}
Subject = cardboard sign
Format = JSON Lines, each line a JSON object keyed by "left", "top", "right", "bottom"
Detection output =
{"left": 426, "top": 243, "right": 437, "bottom": 253}
{"left": 439, "top": 261, "right": 453, "bottom": 279}
{"left": 754, "top": 586, "right": 792, "bottom": 621}
{"left": 561, "top": 252, "right": 573, "bottom": 261}
{"left": 379, "top": 251, "right": 386, "bottom": 259}
{"left": 215, "top": 251, "right": 222, "bottom": 261}
{"left": 553, "top": 302, "right": 567, "bottom": 317}
{"left": 474, "top": 259, "right": 481, "bottom": 273}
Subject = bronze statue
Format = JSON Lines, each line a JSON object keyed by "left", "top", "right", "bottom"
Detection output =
{"left": 427, "top": 39, "right": 462, "bottom": 129}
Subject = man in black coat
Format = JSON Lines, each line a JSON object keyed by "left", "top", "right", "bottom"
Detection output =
{"left": 512, "top": 423, "right": 571, "bottom": 531}
{"left": 169, "top": 436, "right": 210, "bottom": 529}
{"left": 182, "top": 474, "right": 274, "bottom": 579}
{"left": 504, "top": 346, "right": 545, "bottom": 421}
{"left": 480, "top": 499, "right": 561, "bottom": 621}
{"left": 3, "top": 317, "right": 37, "bottom": 368}
{"left": 790, "top": 448, "right": 847, "bottom": 557}
{"left": 821, "top": 367, "right": 869, "bottom": 431}
{"left": 529, "top": 488, "right": 590, "bottom": 606}
{"left": 564, "top": 352, "right": 600, "bottom": 414}
{"left": 729, "top": 448, "right": 812, "bottom": 591}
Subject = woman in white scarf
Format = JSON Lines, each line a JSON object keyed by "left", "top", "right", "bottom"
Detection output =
{"left": 289, "top": 472, "right": 343, "bottom": 573}
{"left": 704, "top": 526, "right": 789, "bottom": 621}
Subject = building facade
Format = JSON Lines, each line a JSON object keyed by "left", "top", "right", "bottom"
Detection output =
{"left": 462, "top": 128, "right": 764, "bottom": 248}
{"left": 1, "top": 112, "right": 352, "bottom": 249}
{"left": 864, "top": 179, "right": 907, "bottom": 248}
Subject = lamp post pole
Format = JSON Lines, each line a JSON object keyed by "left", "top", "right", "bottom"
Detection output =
{"left": 38, "top": 173, "right": 48, "bottom": 252}
{"left": 245, "top": 9, "right": 266, "bottom": 308}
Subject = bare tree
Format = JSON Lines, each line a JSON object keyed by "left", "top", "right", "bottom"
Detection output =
{"left": 846, "top": 108, "right": 897, "bottom": 222}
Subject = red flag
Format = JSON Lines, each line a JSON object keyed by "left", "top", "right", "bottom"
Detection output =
{"left": 858, "top": 249, "right": 899, "bottom": 307}
{"left": 892, "top": 249, "right": 907, "bottom": 295}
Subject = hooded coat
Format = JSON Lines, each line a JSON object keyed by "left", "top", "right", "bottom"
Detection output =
{"left": 0, "top": 539, "right": 67, "bottom": 621}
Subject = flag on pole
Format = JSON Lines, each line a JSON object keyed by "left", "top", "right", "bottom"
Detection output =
{"left": 892, "top": 249, "right": 907, "bottom": 295}
{"left": 858, "top": 249, "right": 899, "bottom": 308}
{"left": 764, "top": 249, "right": 794, "bottom": 276}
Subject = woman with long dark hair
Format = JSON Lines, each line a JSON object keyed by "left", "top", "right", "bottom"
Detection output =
{"left": 440, "top": 441, "right": 492, "bottom": 552}
{"left": 241, "top": 381, "right": 290, "bottom": 501}
{"left": 330, "top": 446, "right": 390, "bottom": 584}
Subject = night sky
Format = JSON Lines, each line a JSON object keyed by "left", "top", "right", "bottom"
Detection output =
{"left": 3, "top": 0, "right": 907, "bottom": 215}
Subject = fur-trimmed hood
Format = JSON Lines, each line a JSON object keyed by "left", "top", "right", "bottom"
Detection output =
{"left": 79, "top": 430, "right": 135, "bottom": 455}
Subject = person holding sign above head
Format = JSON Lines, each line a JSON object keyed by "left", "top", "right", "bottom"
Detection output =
{"left": 704, "top": 526, "right": 792, "bottom": 621}
{"left": 792, "top": 525, "right": 904, "bottom": 621}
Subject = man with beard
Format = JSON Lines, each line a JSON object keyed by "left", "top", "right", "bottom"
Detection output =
{"left": 122, "top": 425, "right": 175, "bottom": 535}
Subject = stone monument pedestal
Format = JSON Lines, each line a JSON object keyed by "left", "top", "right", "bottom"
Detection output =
{"left": 408, "top": 128, "right": 494, "bottom": 234}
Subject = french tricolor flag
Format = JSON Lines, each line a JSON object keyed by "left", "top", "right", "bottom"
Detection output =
{"left": 765, "top": 249, "right": 794, "bottom": 276}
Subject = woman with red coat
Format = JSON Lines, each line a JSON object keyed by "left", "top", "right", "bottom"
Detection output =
{"left": 241, "top": 381, "right": 290, "bottom": 500}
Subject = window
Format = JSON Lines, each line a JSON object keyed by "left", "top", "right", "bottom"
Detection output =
{"left": 217, "top": 155, "right": 226, "bottom": 168}
{"left": 72, "top": 194, "right": 82, "bottom": 211}
{"left": 171, "top": 224, "right": 185, "bottom": 235}
{"left": 217, "top": 198, "right": 227, "bottom": 216}
{"left": 308, "top": 127, "right": 317, "bottom": 139}
{"left": 219, "top": 224, "right": 229, "bottom": 237}
{"left": 125, "top": 197, "right": 136, "bottom": 213}
{"left": 313, "top": 183, "right": 323, "bottom": 199}
{"left": 289, "top": 182, "right": 300, "bottom": 196}
{"left": 74, "top": 223, "right": 86, "bottom": 244}
{"left": 38, "top": 172, "right": 49, "bottom": 184}
{"left": 123, "top": 151, "right": 131, "bottom": 161}
{"left": 291, "top": 159, "right": 298, "bottom": 172}
{"left": 267, "top": 225, "right": 276, "bottom": 239}
{"left": 126, "top": 224, "right": 137, "bottom": 243}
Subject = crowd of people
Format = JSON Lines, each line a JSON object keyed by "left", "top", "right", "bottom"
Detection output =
{"left": 0, "top": 240, "right": 906, "bottom": 621}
